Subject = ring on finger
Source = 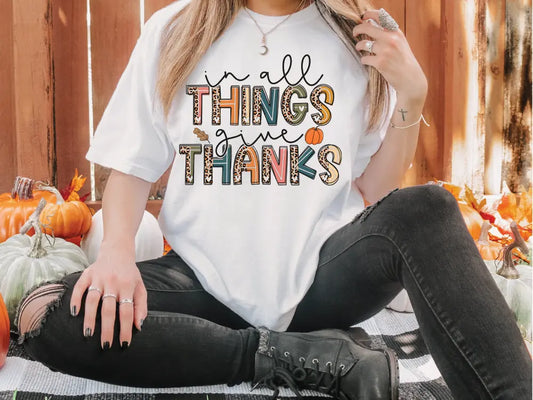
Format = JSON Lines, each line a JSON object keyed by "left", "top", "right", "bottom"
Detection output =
{"left": 365, "top": 40, "right": 375, "bottom": 54}
{"left": 378, "top": 8, "right": 400, "bottom": 31}
{"left": 88, "top": 286, "right": 102, "bottom": 295}
{"left": 102, "top": 293, "right": 117, "bottom": 301}
{"left": 119, "top": 298, "right": 134, "bottom": 306}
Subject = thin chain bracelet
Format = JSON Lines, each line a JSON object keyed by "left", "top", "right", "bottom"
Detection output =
{"left": 390, "top": 114, "right": 430, "bottom": 129}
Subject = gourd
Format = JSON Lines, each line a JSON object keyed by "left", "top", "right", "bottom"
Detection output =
{"left": 487, "top": 221, "right": 532, "bottom": 351}
{"left": 0, "top": 177, "right": 56, "bottom": 243}
{"left": 0, "top": 292, "right": 8, "bottom": 369}
{"left": 305, "top": 126, "right": 324, "bottom": 145}
{"left": 476, "top": 220, "right": 503, "bottom": 260}
{"left": 0, "top": 199, "right": 89, "bottom": 324}
{"left": 81, "top": 209, "right": 164, "bottom": 263}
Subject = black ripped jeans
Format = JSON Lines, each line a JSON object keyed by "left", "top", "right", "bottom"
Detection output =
{"left": 16, "top": 184, "right": 532, "bottom": 399}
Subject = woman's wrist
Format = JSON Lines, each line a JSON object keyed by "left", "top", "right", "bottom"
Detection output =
{"left": 98, "top": 239, "right": 136, "bottom": 261}
{"left": 390, "top": 95, "right": 426, "bottom": 127}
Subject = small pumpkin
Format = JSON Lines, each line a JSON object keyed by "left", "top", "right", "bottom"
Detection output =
{"left": 0, "top": 177, "right": 57, "bottom": 243}
{"left": 305, "top": 126, "right": 324, "bottom": 145}
{"left": 0, "top": 292, "right": 9, "bottom": 369}
{"left": 38, "top": 184, "right": 92, "bottom": 239}
{"left": 81, "top": 209, "right": 164, "bottom": 263}
{"left": 458, "top": 202, "right": 484, "bottom": 241}
{"left": 476, "top": 220, "right": 503, "bottom": 260}
{"left": 0, "top": 199, "right": 88, "bottom": 324}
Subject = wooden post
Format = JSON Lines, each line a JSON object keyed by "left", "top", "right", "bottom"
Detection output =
{"left": 484, "top": 0, "right": 506, "bottom": 194}
{"left": 11, "top": 0, "right": 56, "bottom": 184}
{"left": 53, "top": 1, "right": 90, "bottom": 192}
{"left": 443, "top": 0, "right": 486, "bottom": 192}
{"left": 503, "top": 0, "right": 532, "bottom": 191}
{"left": 0, "top": 0, "right": 16, "bottom": 193}
{"left": 90, "top": 0, "right": 141, "bottom": 199}
{"left": 404, "top": 0, "right": 444, "bottom": 186}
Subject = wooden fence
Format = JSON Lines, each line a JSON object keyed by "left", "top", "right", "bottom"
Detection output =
{"left": 1, "top": 0, "right": 531, "bottom": 213}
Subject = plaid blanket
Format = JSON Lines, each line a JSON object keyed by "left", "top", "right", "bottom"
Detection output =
{"left": 0, "top": 309, "right": 452, "bottom": 400}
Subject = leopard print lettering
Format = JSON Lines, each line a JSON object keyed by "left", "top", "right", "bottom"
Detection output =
{"left": 318, "top": 144, "right": 342, "bottom": 185}
{"left": 290, "top": 145, "right": 299, "bottom": 185}
{"left": 310, "top": 84, "right": 334, "bottom": 125}
{"left": 234, "top": 145, "right": 260, "bottom": 185}
{"left": 204, "top": 145, "right": 213, "bottom": 185}
{"left": 186, "top": 85, "right": 209, "bottom": 125}
{"left": 212, "top": 85, "right": 239, "bottom": 125}
{"left": 242, "top": 85, "right": 251, "bottom": 125}
{"left": 262, "top": 146, "right": 272, "bottom": 185}
{"left": 262, "top": 146, "right": 288, "bottom": 185}
{"left": 252, "top": 87, "right": 262, "bottom": 125}
{"left": 281, "top": 85, "right": 308, "bottom": 125}
{"left": 179, "top": 144, "right": 202, "bottom": 185}
{"left": 212, "top": 86, "right": 221, "bottom": 125}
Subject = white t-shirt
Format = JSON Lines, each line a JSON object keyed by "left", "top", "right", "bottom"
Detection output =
{"left": 86, "top": 0, "right": 395, "bottom": 331}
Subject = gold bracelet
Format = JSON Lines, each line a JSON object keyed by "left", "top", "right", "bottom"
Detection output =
{"left": 390, "top": 114, "right": 430, "bottom": 129}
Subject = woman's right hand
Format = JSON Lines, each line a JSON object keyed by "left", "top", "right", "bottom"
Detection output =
{"left": 70, "top": 243, "right": 148, "bottom": 350}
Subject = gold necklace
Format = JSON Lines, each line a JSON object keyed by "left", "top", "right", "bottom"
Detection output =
{"left": 244, "top": 0, "right": 309, "bottom": 55}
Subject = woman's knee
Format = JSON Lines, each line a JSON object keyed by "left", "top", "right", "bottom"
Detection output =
{"left": 15, "top": 282, "right": 68, "bottom": 341}
{"left": 386, "top": 184, "right": 460, "bottom": 223}
{"left": 15, "top": 283, "right": 65, "bottom": 337}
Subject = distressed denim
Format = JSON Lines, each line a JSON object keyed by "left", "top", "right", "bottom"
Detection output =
{"left": 16, "top": 184, "right": 532, "bottom": 398}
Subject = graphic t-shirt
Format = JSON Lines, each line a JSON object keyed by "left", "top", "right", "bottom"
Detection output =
{"left": 85, "top": 0, "right": 395, "bottom": 331}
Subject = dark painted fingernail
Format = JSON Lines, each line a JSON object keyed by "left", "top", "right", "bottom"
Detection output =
{"left": 139, "top": 319, "right": 144, "bottom": 330}
{"left": 84, "top": 327, "right": 92, "bottom": 337}
{"left": 103, "top": 341, "right": 110, "bottom": 350}
{"left": 121, "top": 341, "right": 129, "bottom": 349}
{"left": 70, "top": 305, "right": 76, "bottom": 316}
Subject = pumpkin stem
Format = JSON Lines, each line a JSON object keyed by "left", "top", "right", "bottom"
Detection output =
{"left": 498, "top": 221, "right": 529, "bottom": 279}
{"left": 11, "top": 176, "right": 35, "bottom": 200}
{"left": 20, "top": 198, "right": 48, "bottom": 258}
{"left": 34, "top": 182, "right": 65, "bottom": 204}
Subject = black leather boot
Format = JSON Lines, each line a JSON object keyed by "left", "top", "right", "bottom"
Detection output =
{"left": 252, "top": 327, "right": 399, "bottom": 400}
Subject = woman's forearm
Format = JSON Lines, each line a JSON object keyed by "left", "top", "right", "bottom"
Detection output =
{"left": 99, "top": 169, "right": 152, "bottom": 257}
{"left": 354, "top": 92, "right": 427, "bottom": 205}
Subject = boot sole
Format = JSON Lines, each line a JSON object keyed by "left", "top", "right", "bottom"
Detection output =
{"left": 382, "top": 347, "right": 400, "bottom": 400}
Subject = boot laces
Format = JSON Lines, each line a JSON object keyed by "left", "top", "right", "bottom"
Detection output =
{"left": 254, "top": 346, "right": 348, "bottom": 400}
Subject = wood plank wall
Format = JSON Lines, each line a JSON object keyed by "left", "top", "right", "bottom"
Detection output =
{"left": 1, "top": 0, "right": 531, "bottom": 210}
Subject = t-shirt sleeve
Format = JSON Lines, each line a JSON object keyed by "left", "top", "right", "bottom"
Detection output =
{"left": 352, "top": 86, "right": 397, "bottom": 179}
{"left": 85, "top": 13, "right": 175, "bottom": 183}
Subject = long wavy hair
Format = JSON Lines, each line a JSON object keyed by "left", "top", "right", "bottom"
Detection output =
{"left": 156, "top": 0, "right": 391, "bottom": 133}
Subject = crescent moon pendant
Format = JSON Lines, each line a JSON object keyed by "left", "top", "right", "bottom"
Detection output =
{"left": 260, "top": 45, "right": 268, "bottom": 55}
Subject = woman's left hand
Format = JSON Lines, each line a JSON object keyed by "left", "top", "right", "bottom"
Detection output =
{"left": 353, "top": 10, "right": 428, "bottom": 101}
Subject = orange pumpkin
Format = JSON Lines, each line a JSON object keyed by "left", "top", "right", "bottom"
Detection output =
{"left": 305, "top": 126, "right": 324, "bottom": 145}
{"left": 39, "top": 185, "right": 92, "bottom": 239}
{"left": 476, "top": 220, "right": 503, "bottom": 260}
{"left": 0, "top": 177, "right": 57, "bottom": 243}
{"left": 458, "top": 202, "right": 484, "bottom": 241}
{"left": 0, "top": 292, "right": 9, "bottom": 369}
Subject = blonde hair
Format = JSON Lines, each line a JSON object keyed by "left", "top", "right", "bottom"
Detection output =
{"left": 156, "top": 0, "right": 391, "bottom": 133}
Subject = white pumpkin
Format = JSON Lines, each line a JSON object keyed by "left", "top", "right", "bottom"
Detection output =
{"left": 0, "top": 199, "right": 89, "bottom": 324}
{"left": 81, "top": 210, "right": 164, "bottom": 263}
{"left": 485, "top": 260, "right": 532, "bottom": 348}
